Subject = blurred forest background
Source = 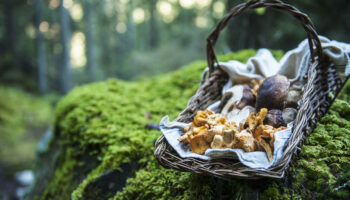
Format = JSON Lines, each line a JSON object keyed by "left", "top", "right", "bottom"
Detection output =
{"left": 0, "top": 0, "right": 349, "bottom": 199}
{"left": 1, "top": 0, "right": 349, "bottom": 94}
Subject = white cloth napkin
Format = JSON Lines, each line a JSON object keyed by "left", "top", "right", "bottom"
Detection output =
{"left": 160, "top": 36, "right": 350, "bottom": 169}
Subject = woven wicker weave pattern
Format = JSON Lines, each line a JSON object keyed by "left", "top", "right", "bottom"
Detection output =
{"left": 154, "top": 0, "right": 347, "bottom": 179}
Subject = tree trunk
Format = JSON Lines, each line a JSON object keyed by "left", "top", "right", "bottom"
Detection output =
{"left": 35, "top": 0, "right": 48, "bottom": 93}
{"left": 84, "top": 0, "right": 97, "bottom": 81}
{"left": 126, "top": 0, "right": 136, "bottom": 51}
{"left": 59, "top": 0, "right": 72, "bottom": 93}
{"left": 149, "top": 0, "right": 158, "bottom": 48}
{"left": 4, "top": 2, "right": 15, "bottom": 54}
{"left": 4, "top": 1, "right": 19, "bottom": 70}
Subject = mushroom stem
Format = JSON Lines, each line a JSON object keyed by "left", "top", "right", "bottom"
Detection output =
{"left": 260, "top": 137, "right": 273, "bottom": 163}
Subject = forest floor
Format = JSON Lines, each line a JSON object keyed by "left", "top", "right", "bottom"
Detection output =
{"left": 0, "top": 164, "right": 20, "bottom": 200}
{"left": 0, "top": 87, "right": 54, "bottom": 200}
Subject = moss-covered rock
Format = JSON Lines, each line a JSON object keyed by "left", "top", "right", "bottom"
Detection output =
{"left": 27, "top": 50, "right": 350, "bottom": 200}
{"left": 0, "top": 87, "right": 52, "bottom": 174}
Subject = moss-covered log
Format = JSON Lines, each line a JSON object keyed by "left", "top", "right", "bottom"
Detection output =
{"left": 27, "top": 50, "right": 350, "bottom": 200}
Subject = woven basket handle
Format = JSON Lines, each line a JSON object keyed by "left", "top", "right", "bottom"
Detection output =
{"left": 207, "top": 0, "right": 323, "bottom": 73}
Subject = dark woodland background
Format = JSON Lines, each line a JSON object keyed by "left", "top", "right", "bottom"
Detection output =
{"left": 1, "top": 0, "right": 349, "bottom": 94}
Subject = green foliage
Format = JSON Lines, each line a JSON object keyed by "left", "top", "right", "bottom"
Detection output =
{"left": 118, "top": 41, "right": 204, "bottom": 80}
{"left": 31, "top": 50, "right": 350, "bottom": 200}
{"left": 0, "top": 87, "right": 52, "bottom": 173}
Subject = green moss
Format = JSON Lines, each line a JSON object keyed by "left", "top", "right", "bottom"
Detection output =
{"left": 30, "top": 50, "right": 264, "bottom": 199}
{"left": 288, "top": 99, "right": 350, "bottom": 199}
{"left": 39, "top": 148, "right": 78, "bottom": 200}
{"left": 0, "top": 87, "right": 52, "bottom": 173}
{"left": 30, "top": 50, "right": 350, "bottom": 200}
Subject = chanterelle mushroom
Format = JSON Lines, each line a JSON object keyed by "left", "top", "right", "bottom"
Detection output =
{"left": 235, "top": 130, "right": 256, "bottom": 152}
{"left": 222, "top": 129, "right": 235, "bottom": 147}
{"left": 211, "top": 135, "right": 224, "bottom": 149}
{"left": 190, "top": 134, "right": 210, "bottom": 154}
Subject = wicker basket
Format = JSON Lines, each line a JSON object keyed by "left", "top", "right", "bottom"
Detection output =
{"left": 154, "top": 0, "right": 348, "bottom": 179}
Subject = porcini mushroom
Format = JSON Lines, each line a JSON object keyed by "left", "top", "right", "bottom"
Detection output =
{"left": 256, "top": 75, "right": 290, "bottom": 111}
{"left": 264, "top": 109, "right": 286, "bottom": 128}
{"left": 220, "top": 85, "right": 256, "bottom": 116}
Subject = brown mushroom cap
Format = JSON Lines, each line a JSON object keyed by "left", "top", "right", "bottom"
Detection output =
{"left": 219, "top": 92, "right": 233, "bottom": 112}
{"left": 237, "top": 85, "right": 256, "bottom": 109}
{"left": 264, "top": 109, "right": 286, "bottom": 128}
{"left": 256, "top": 75, "right": 290, "bottom": 111}
{"left": 220, "top": 85, "right": 256, "bottom": 116}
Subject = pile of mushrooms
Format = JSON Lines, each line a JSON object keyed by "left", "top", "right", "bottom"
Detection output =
{"left": 220, "top": 75, "right": 301, "bottom": 126}
{"left": 178, "top": 74, "right": 303, "bottom": 163}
